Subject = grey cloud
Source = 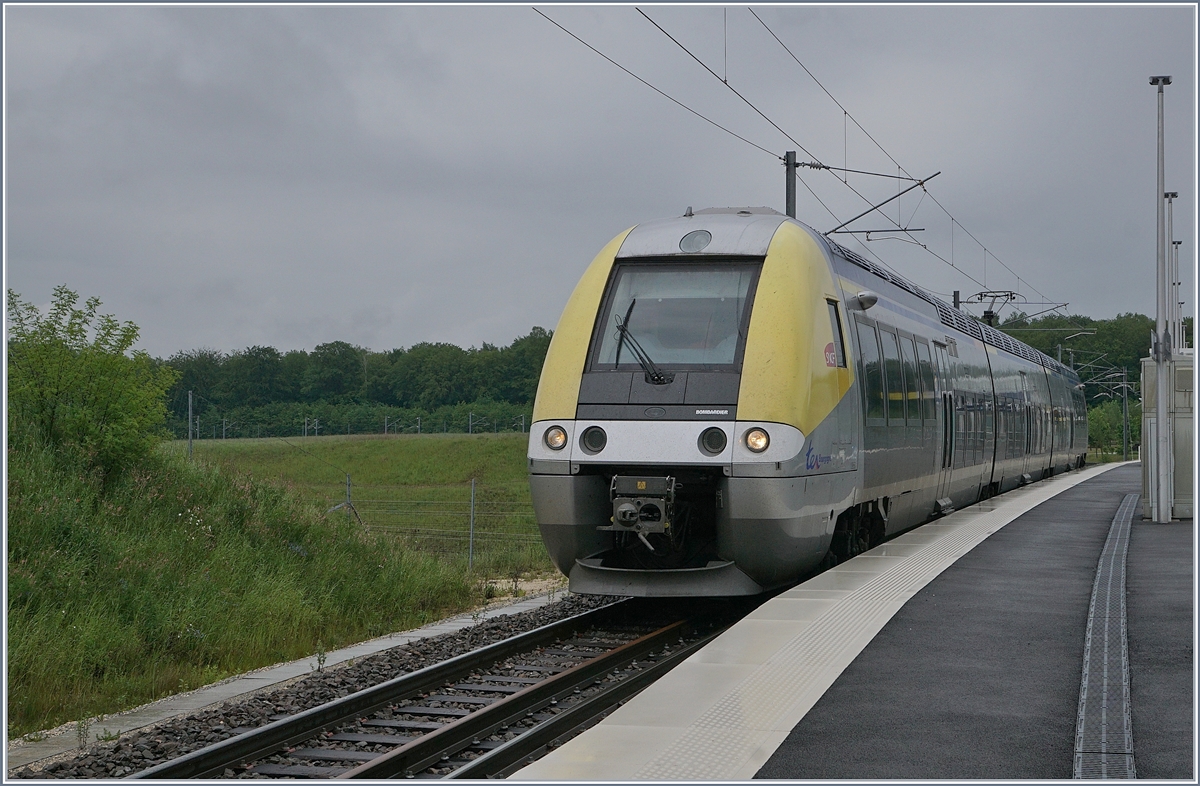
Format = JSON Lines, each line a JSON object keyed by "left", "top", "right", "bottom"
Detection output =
{"left": 5, "top": 5, "right": 1194, "bottom": 358}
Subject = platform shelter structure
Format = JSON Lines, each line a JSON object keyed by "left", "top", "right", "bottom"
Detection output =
{"left": 1142, "top": 349, "right": 1193, "bottom": 519}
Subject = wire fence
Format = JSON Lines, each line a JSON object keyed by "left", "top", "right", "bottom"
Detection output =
{"left": 169, "top": 400, "right": 532, "bottom": 441}
{"left": 310, "top": 479, "right": 546, "bottom": 575}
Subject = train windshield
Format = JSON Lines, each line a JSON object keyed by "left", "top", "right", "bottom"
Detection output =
{"left": 592, "top": 261, "right": 761, "bottom": 370}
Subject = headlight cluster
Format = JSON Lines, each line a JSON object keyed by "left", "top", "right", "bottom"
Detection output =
{"left": 543, "top": 424, "right": 609, "bottom": 453}
{"left": 744, "top": 427, "right": 770, "bottom": 453}
{"left": 543, "top": 425, "right": 568, "bottom": 450}
{"left": 580, "top": 426, "right": 607, "bottom": 453}
{"left": 545, "top": 424, "right": 771, "bottom": 456}
{"left": 699, "top": 426, "right": 727, "bottom": 455}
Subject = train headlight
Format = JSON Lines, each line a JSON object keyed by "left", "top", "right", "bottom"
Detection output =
{"left": 580, "top": 426, "right": 607, "bottom": 453}
{"left": 744, "top": 428, "right": 770, "bottom": 453}
{"left": 699, "top": 427, "right": 727, "bottom": 455}
{"left": 544, "top": 426, "right": 568, "bottom": 451}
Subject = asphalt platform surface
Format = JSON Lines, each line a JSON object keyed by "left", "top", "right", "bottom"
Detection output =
{"left": 756, "top": 463, "right": 1193, "bottom": 779}
{"left": 1127, "top": 501, "right": 1194, "bottom": 778}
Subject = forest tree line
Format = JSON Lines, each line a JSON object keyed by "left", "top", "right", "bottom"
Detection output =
{"left": 159, "top": 310, "right": 1185, "bottom": 446}
{"left": 163, "top": 327, "right": 552, "bottom": 435}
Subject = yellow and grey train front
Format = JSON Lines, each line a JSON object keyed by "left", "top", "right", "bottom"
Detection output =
{"left": 529, "top": 207, "right": 859, "bottom": 596}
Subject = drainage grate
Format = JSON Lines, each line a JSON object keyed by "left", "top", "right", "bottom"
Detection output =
{"left": 1073, "top": 493, "right": 1139, "bottom": 779}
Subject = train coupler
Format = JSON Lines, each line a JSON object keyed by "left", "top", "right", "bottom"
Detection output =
{"left": 598, "top": 475, "right": 676, "bottom": 535}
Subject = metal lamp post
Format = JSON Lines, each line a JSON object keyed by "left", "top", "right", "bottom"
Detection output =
{"left": 1150, "top": 75, "right": 1173, "bottom": 522}
{"left": 1122, "top": 367, "right": 1129, "bottom": 463}
{"left": 1172, "top": 239, "right": 1184, "bottom": 348}
{"left": 1167, "top": 191, "right": 1179, "bottom": 352}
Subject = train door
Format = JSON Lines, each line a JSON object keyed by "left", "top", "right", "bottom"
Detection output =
{"left": 1070, "top": 379, "right": 1080, "bottom": 458}
{"left": 880, "top": 328, "right": 906, "bottom": 480}
{"left": 934, "top": 342, "right": 955, "bottom": 504}
{"left": 916, "top": 340, "right": 937, "bottom": 455}
{"left": 900, "top": 334, "right": 922, "bottom": 451}
{"left": 1019, "top": 371, "right": 1031, "bottom": 479}
{"left": 854, "top": 316, "right": 886, "bottom": 490}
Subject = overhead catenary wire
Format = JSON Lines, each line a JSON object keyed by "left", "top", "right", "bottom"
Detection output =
{"left": 542, "top": 8, "right": 1060, "bottom": 323}
{"left": 540, "top": 5, "right": 934, "bottom": 275}
{"left": 532, "top": 9, "right": 852, "bottom": 230}
{"left": 635, "top": 8, "right": 968, "bottom": 286}
{"left": 748, "top": 8, "right": 1068, "bottom": 316}
{"left": 532, "top": 8, "right": 778, "bottom": 159}
{"left": 636, "top": 8, "right": 824, "bottom": 164}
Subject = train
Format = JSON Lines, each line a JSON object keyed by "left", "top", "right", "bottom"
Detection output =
{"left": 527, "top": 207, "right": 1087, "bottom": 596}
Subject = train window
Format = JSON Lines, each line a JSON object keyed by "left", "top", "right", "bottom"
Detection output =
{"left": 880, "top": 329, "right": 905, "bottom": 424}
{"left": 855, "top": 319, "right": 885, "bottom": 420}
{"left": 825, "top": 300, "right": 847, "bottom": 368}
{"left": 590, "top": 260, "right": 761, "bottom": 370}
{"left": 916, "top": 341, "right": 936, "bottom": 421}
{"left": 901, "top": 336, "right": 920, "bottom": 425}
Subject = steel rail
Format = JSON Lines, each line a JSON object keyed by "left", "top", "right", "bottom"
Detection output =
{"left": 337, "top": 619, "right": 691, "bottom": 779}
{"left": 447, "top": 622, "right": 727, "bottom": 779}
{"left": 127, "top": 599, "right": 629, "bottom": 780}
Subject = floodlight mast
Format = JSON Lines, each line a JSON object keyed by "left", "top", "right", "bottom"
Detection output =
{"left": 1167, "top": 192, "right": 1178, "bottom": 345}
{"left": 1150, "top": 75, "right": 1173, "bottom": 522}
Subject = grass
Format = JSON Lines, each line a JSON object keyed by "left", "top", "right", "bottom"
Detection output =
{"left": 167, "top": 432, "right": 532, "bottom": 488}
{"left": 7, "top": 427, "right": 534, "bottom": 738}
{"left": 167, "top": 433, "right": 550, "bottom": 576}
{"left": 1087, "top": 447, "right": 1136, "bottom": 464}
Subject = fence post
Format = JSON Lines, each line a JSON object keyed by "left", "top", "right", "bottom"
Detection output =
{"left": 187, "top": 391, "right": 193, "bottom": 459}
{"left": 468, "top": 478, "right": 476, "bottom": 572}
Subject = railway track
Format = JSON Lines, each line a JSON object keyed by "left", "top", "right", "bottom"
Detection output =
{"left": 129, "top": 597, "right": 744, "bottom": 779}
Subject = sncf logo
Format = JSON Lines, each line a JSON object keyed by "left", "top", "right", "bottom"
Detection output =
{"left": 824, "top": 343, "right": 838, "bottom": 367}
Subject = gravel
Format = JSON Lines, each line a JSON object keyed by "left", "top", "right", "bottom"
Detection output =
{"left": 10, "top": 594, "right": 620, "bottom": 779}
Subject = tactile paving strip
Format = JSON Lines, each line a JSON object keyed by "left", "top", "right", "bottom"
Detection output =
{"left": 1073, "top": 493, "right": 1139, "bottom": 780}
{"left": 631, "top": 464, "right": 1121, "bottom": 780}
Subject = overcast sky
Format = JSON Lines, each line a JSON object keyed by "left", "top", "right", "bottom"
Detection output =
{"left": 5, "top": 4, "right": 1196, "bottom": 358}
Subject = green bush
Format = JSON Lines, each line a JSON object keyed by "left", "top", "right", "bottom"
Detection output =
{"left": 7, "top": 420, "right": 477, "bottom": 737}
{"left": 7, "top": 286, "right": 178, "bottom": 478}
{"left": 1087, "top": 397, "right": 1141, "bottom": 456}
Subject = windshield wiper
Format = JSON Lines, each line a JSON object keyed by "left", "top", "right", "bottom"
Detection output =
{"left": 614, "top": 299, "right": 673, "bottom": 385}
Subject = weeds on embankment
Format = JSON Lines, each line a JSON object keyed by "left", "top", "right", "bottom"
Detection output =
{"left": 6, "top": 423, "right": 481, "bottom": 738}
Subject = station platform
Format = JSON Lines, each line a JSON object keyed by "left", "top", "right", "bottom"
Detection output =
{"left": 515, "top": 462, "right": 1194, "bottom": 780}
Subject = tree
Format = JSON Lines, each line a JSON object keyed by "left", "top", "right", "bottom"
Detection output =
{"left": 496, "top": 326, "right": 552, "bottom": 404}
{"left": 217, "top": 346, "right": 287, "bottom": 408}
{"left": 7, "top": 286, "right": 178, "bottom": 476}
{"left": 999, "top": 311, "right": 1154, "bottom": 408}
{"left": 165, "top": 348, "right": 225, "bottom": 419}
{"left": 280, "top": 349, "right": 309, "bottom": 402}
{"left": 389, "top": 343, "right": 472, "bottom": 409}
{"left": 362, "top": 351, "right": 398, "bottom": 406}
{"left": 303, "top": 341, "right": 366, "bottom": 402}
{"left": 1088, "top": 397, "right": 1142, "bottom": 455}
